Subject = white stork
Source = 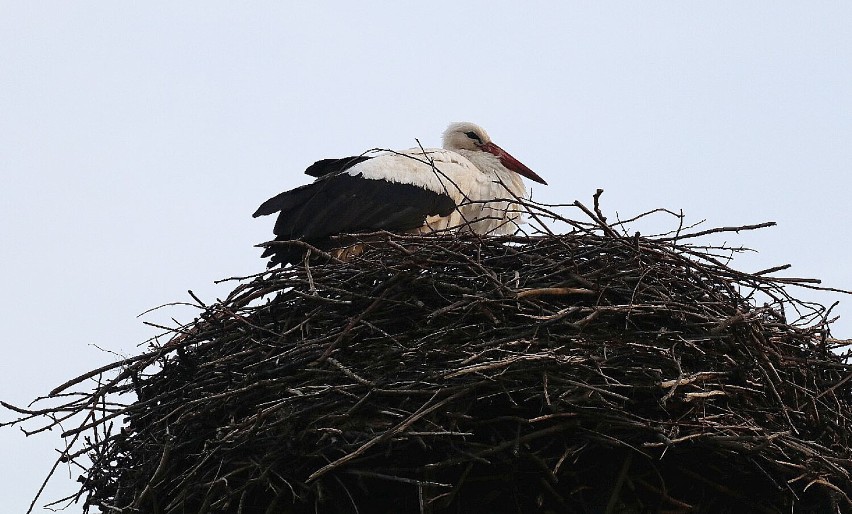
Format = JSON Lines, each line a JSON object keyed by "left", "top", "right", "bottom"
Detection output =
{"left": 254, "top": 122, "right": 547, "bottom": 267}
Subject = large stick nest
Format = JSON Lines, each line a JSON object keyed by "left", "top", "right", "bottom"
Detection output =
{"left": 5, "top": 198, "right": 852, "bottom": 513}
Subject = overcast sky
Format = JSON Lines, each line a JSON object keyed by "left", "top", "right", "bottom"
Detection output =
{"left": 2, "top": 3, "right": 851, "bottom": 512}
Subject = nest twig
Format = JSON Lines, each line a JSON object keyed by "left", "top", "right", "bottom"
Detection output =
{"left": 4, "top": 195, "right": 852, "bottom": 514}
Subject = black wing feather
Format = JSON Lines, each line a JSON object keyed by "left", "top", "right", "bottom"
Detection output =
{"left": 255, "top": 172, "right": 456, "bottom": 266}
{"left": 304, "top": 156, "right": 372, "bottom": 178}
{"left": 253, "top": 156, "right": 374, "bottom": 217}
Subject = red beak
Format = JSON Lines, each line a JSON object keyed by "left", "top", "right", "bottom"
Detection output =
{"left": 481, "top": 142, "right": 548, "bottom": 185}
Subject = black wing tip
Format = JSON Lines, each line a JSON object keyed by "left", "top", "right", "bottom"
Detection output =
{"left": 253, "top": 190, "right": 294, "bottom": 217}
{"left": 305, "top": 156, "right": 372, "bottom": 178}
{"left": 253, "top": 206, "right": 273, "bottom": 218}
{"left": 257, "top": 241, "right": 296, "bottom": 268}
{"left": 304, "top": 158, "right": 339, "bottom": 178}
{"left": 253, "top": 197, "right": 277, "bottom": 217}
{"left": 253, "top": 203, "right": 279, "bottom": 217}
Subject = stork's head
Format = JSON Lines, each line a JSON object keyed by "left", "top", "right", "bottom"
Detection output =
{"left": 442, "top": 122, "right": 547, "bottom": 185}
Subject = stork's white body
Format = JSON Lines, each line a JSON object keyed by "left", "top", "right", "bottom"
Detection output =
{"left": 254, "top": 122, "right": 546, "bottom": 267}
{"left": 345, "top": 147, "right": 528, "bottom": 236}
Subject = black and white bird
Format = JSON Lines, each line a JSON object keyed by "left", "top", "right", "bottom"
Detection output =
{"left": 253, "top": 122, "right": 547, "bottom": 267}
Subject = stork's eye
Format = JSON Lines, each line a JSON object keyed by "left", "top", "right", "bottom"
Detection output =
{"left": 464, "top": 131, "right": 483, "bottom": 144}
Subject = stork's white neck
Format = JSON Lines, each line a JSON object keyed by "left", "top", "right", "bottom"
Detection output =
{"left": 456, "top": 149, "right": 529, "bottom": 200}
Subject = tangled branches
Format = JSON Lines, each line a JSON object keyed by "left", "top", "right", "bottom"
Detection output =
{"left": 4, "top": 197, "right": 852, "bottom": 513}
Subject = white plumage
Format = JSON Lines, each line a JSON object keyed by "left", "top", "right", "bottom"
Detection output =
{"left": 254, "top": 122, "right": 546, "bottom": 266}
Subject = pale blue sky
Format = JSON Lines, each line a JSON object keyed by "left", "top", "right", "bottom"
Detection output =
{"left": 2, "top": 3, "right": 851, "bottom": 512}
